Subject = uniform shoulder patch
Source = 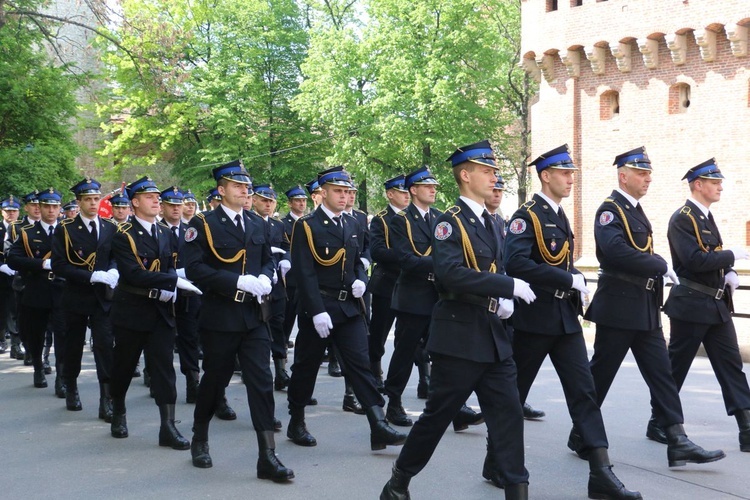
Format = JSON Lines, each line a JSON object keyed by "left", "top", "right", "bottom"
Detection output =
{"left": 598, "top": 211, "right": 615, "bottom": 226}
{"left": 434, "top": 221, "right": 452, "bottom": 240}
{"left": 508, "top": 218, "right": 527, "bottom": 234}
{"left": 184, "top": 227, "right": 198, "bottom": 242}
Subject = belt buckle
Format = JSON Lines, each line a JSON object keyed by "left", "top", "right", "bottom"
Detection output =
{"left": 715, "top": 289, "right": 724, "bottom": 300}
{"left": 148, "top": 289, "right": 159, "bottom": 299}
{"left": 234, "top": 290, "right": 246, "bottom": 302}
{"left": 554, "top": 289, "right": 566, "bottom": 299}
{"left": 488, "top": 297, "right": 498, "bottom": 314}
{"left": 337, "top": 290, "right": 348, "bottom": 301}
{"left": 645, "top": 278, "right": 655, "bottom": 291}
{"left": 427, "top": 273, "right": 435, "bottom": 282}
{"left": 47, "top": 272, "right": 55, "bottom": 281}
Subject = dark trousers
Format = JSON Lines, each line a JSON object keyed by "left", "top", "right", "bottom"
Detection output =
{"left": 384, "top": 312, "right": 430, "bottom": 399}
{"left": 194, "top": 326, "right": 275, "bottom": 432}
{"left": 514, "top": 330, "right": 608, "bottom": 450}
{"left": 268, "top": 297, "right": 287, "bottom": 360}
{"left": 110, "top": 323, "right": 177, "bottom": 406}
{"left": 175, "top": 295, "right": 201, "bottom": 375}
{"left": 282, "top": 285, "right": 297, "bottom": 344}
{"left": 63, "top": 307, "right": 113, "bottom": 386}
{"left": 288, "top": 313, "right": 384, "bottom": 410}
{"left": 0, "top": 280, "right": 17, "bottom": 336}
{"left": 368, "top": 292, "right": 397, "bottom": 364}
{"left": 590, "top": 325, "right": 683, "bottom": 427}
{"left": 668, "top": 318, "right": 750, "bottom": 415}
{"left": 396, "top": 352, "right": 528, "bottom": 485}
{"left": 19, "top": 304, "right": 50, "bottom": 369}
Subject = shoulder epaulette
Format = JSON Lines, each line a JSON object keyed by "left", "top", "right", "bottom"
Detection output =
{"left": 271, "top": 215, "right": 283, "bottom": 222}
{"left": 522, "top": 200, "right": 536, "bottom": 209}
{"left": 353, "top": 208, "right": 366, "bottom": 216}
{"left": 396, "top": 210, "right": 407, "bottom": 217}
{"left": 60, "top": 218, "right": 75, "bottom": 226}
{"left": 375, "top": 209, "right": 388, "bottom": 218}
{"left": 102, "top": 218, "right": 118, "bottom": 225}
{"left": 299, "top": 213, "right": 314, "bottom": 222}
{"left": 157, "top": 220, "right": 169, "bottom": 228}
{"left": 446, "top": 205, "right": 460, "bottom": 215}
{"left": 21, "top": 223, "right": 35, "bottom": 230}
{"left": 117, "top": 222, "right": 133, "bottom": 233}
{"left": 196, "top": 212, "right": 207, "bottom": 220}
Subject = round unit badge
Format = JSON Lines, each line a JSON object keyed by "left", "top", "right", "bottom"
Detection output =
{"left": 508, "top": 218, "right": 527, "bottom": 234}
{"left": 599, "top": 211, "right": 614, "bottom": 226}
{"left": 184, "top": 227, "right": 198, "bottom": 242}
{"left": 434, "top": 221, "right": 452, "bottom": 240}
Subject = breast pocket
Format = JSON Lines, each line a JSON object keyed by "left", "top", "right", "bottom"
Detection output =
{"left": 542, "top": 227, "right": 564, "bottom": 253}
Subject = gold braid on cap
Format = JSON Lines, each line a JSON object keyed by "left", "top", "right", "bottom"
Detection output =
{"left": 678, "top": 206, "right": 722, "bottom": 253}
{"left": 447, "top": 206, "right": 496, "bottom": 273}
{"left": 604, "top": 197, "right": 653, "bottom": 254}
{"left": 524, "top": 200, "right": 571, "bottom": 268}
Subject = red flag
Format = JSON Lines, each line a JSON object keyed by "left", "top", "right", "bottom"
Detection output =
{"left": 98, "top": 196, "right": 113, "bottom": 219}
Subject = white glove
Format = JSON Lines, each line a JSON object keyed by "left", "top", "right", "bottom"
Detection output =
{"left": 725, "top": 271, "right": 740, "bottom": 294}
{"left": 0, "top": 264, "right": 16, "bottom": 276}
{"left": 158, "top": 289, "right": 175, "bottom": 302}
{"left": 571, "top": 273, "right": 590, "bottom": 295}
{"left": 496, "top": 298, "right": 514, "bottom": 319}
{"left": 176, "top": 277, "right": 202, "bottom": 295}
{"left": 258, "top": 274, "right": 273, "bottom": 295}
{"left": 512, "top": 278, "right": 536, "bottom": 304}
{"left": 90, "top": 270, "right": 110, "bottom": 284}
{"left": 272, "top": 269, "right": 278, "bottom": 285}
{"left": 237, "top": 274, "right": 263, "bottom": 294}
{"left": 312, "top": 312, "right": 333, "bottom": 338}
{"left": 175, "top": 268, "right": 186, "bottom": 279}
{"left": 106, "top": 268, "right": 119, "bottom": 282}
{"left": 279, "top": 259, "right": 291, "bottom": 278}
{"left": 351, "top": 279, "right": 366, "bottom": 298}
{"left": 42, "top": 259, "right": 52, "bottom": 271}
{"left": 271, "top": 246, "right": 287, "bottom": 255}
{"left": 361, "top": 257, "right": 371, "bottom": 269}
{"left": 664, "top": 264, "right": 680, "bottom": 285}
{"left": 728, "top": 246, "right": 749, "bottom": 261}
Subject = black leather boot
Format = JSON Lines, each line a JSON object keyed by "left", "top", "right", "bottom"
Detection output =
{"left": 415, "top": 348, "right": 430, "bottom": 399}
{"left": 257, "top": 430, "right": 294, "bottom": 482}
{"left": 0, "top": 337, "right": 6, "bottom": 354}
{"left": 646, "top": 414, "right": 667, "bottom": 444}
{"left": 274, "top": 417, "right": 282, "bottom": 431}
{"left": 159, "top": 404, "right": 190, "bottom": 450}
{"left": 665, "top": 423, "right": 725, "bottom": 467}
{"left": 380, "top": 465, "right": 412, "bottom": 500}
{"left": 482, "top": 436, "right": 504, "bottom": 488}
{"left": 386, "top": 396, "right": 413, "bottom": 427}
{"left": 453, "top": 404, "right": 484, "bottom": 432}
{"left": 567, "top": 426, "right": 589, "bottom": 460}
{"left": 33, "top": 367, "right": 48, "bottom": 388}
{"left": 367, "top": 406, "right": 407, "bottom": 451}
{"left": 588, "top": 447, "right": 642, "bottom": 499}
{"left": 98, "top": 383, "right": 113, "bottom": 423}
{"left": 42, "top": 343, "right": 52, "bottom": 374}
{"left": 185, "top": 371, "right": 199, "bottom": 404}
{"left": 191, "top": 421, "right": 212, "bottom": 468}
{"left": 735, "top": 409, "right": 750, "bottom": 452}
{"left": 65, "top": 380, "right": 82, "bottom": 411}
{"left": 505, "top": 482, "right": 529, "bottom": 500}
{"left": 215, "top": 396, "right": 237, "bottom": 420}
{"left": 343, "top": 381, "right": 365, "bottom": 414}
{"left": 54, "top": 367, "right": 66, "bottom": 399}
{"left": 23, "top": 349, "right": 32, "bottom": 366}
{"left": 274, "top": 358, "right": 290, "bottom": 391}
{"left": 287, "top": 406, "right": 317, "bottom": 446}
{"left": 111, "top": 398, "right": 128, "bottom": 438}
{"left": 372, "top": 360, "right": 384, "bottom": 393}
{"left": 10, "top": 334, "right": 24, "bottom": 360}
{"left": 522, "top": 402, "right": 545, "bottom": 420}
{"left": 328, "top": 355, "right": 342, "bottom": 377}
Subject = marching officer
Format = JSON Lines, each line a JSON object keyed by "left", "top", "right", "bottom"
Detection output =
{"left": 584, "top": 147, "right": 726, "bottom": 468}
{"left": 367, "top": 175, "right": 409, "bottom": 390}
{"left": 504, "top": 145, "right": 640, "bottom": 499}
{"left": 279, "top": 185, "right": 307, "bottom": 350}
{"left": 62, "top": 200, "right": 79, "bottom": 220}
{"left": 110, "top": 193, "right": 131, "bottom": 224}
{"left": 182, "top": 190, "right": 198, "bottom": 224}
{"left": 286, "top": 166, "right": 406, "bottom": 451}
{"left": 182, "top": 161, "right": 293, "bottom": 481}
{"left": 305, "top": 179, "right": 323, "bottom": 209}
{"left": 1, "top": 196, "right": 21, "bottom": 356}
{"left": 108, "top": 176, "right": 200, "bottom": 449}
{"left": 206, "top": 188, "right": 221, "bottom": 211}
{"left": 652, "top": 159, "right": 750, "bottom": 451}
{"left": 7, "top": 188, "right": 64, "bottom": 389}
{"left": 52, "top": 178, "right": 119, "bottom": 415}
{"left": 381, "top": 140, "right": 535, "bottom": 500}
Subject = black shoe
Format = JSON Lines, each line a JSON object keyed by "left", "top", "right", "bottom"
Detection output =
{"left": 132, "top": 367, "right": 141, "bottom": 378}
{"left": 0, "top": 340, "right": 6, "bottom": 354}
{"left": 386, "top": 402, "right": 413, "bottom": 427}
{"left": 287, "top": 409, "right": 317, "bottom": 447}
{"left": 736, "top": 410, "right": 750, "bottom": 452}
{"left": 482, "top": 437, "right": 504, "bottom": 489}
{"left": 307, "top": 397, "right": 318, "bottom": 406}
{"left": 380, "top": 465, "right": 412, "bottom": 500}
{"left": 328, "top": 357, "right": 342, "bottom": 377}
{"left": 99, "top": 397, "right": 113, "bottom": 423}
{"left": 343, "top": 393, "right": 365, "bottom": 415}
{"left": 505, "top": 483, "right": 529, "bottom": 500}
{"left": 54, "top": 377, "right": 66, "bottom": 398}
{"left": 416, "top": 379, "right": 429, "bottom": 400}
{"left": 522, "top": 402, "right": 545, "bottom": 420}
{"left": 42, "top": 358, "right": 52, "bottom": 375}
{"left": 159, "top": 404, "right": 190, "bottom": 450}
{"left": 111, "top": 413, "right": 128, "bottom": 438}
{"left": 215, "top": 398, "right": 237, "bottom": 421}
{"left": 588, "top": 448, "right": 641, "bottom": 499}
{"left": 66, "top": 388, "right": 82, "bottom": 411}
{"left": 286, "top": 340, "right": 294, "bottom": 349}
{"left": 33, "top": 369, "right": 48, "bottom": 388}
{"left": 257, "top": 431, "right": 294, "bottom": 482}
{"left": 274, "top": 418, "right": 283, "bottom": 432}
{"left": 23, "top": 351, "right": 32, "bottom": 366}
{"left": 274, "top": 359, "right": 290, "bottom": 391}
{"left": 453, "top": 404, "right": 484, "bottom": 432}
{"left": 191, "top": 439, "right": 212, "bottom": 468}
{"left": 367, "top": 406, "right": 407, "bottom": 451}
{"left": 646, "top": 417, "right": 667, "bottom": 444}
{"left": 10, "top": 343, "right": 24, "bottom": 360}
{"left": 567, "top": 426, "right": 590, "bottom": 460}
{"left": 665, "top": 424, "right": 725, "bottom": 467}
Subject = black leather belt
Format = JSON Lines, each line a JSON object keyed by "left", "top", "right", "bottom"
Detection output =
{"left": 535, "top": 285, "right": 575, "bottom": 299}
{"left": 599, "top": 269, "right": 656, "bottom": 291}
{"left": 117, "top": 282, "right": 160, "bottom": 299}
{"left": 678, "top": 277, "right": 724, "bottom": 300}
{"left": 320, "top": 287, "right": 350, "bottom": 301}
{"left": 403, "top": 271, "right": 435, "bottom": 282}
{"left": 439, "top": 293, "right": 498, "bottom": 313}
